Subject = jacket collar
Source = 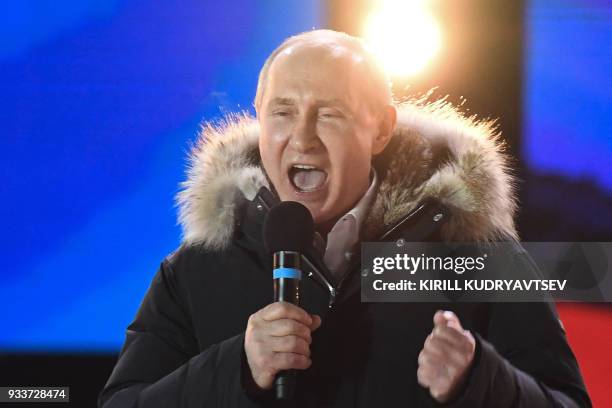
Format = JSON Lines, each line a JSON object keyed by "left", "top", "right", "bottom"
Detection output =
{"left": 176, "top": 100, "right": 518, "bottom": 251}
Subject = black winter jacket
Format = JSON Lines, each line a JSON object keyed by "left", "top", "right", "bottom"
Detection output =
{"left": 99, "top": 103, "right": 591, "bottom": 407}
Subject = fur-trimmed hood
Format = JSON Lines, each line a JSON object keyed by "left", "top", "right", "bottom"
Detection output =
{"left": 177, "top": 101, "right": 518, "bottom": 250}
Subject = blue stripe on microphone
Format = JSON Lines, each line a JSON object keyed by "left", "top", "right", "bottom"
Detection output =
{"left": 273, "top": 267, "right": 302, "bottom": 280}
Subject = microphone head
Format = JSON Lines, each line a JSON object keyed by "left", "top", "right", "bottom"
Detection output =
{"left": 263, "top": 201, "right": 315, "bottom": 254}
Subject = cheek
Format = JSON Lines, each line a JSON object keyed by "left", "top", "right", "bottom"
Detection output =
{"left": 324, "top": 131, "right": 372, "bottom": 174}
{"left": 259, "top": 126, "right": 288, "bottom": 174}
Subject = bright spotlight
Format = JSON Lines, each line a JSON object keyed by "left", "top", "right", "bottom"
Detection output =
{"left": 363, "top": 0, "right": 442, "bottom": 78}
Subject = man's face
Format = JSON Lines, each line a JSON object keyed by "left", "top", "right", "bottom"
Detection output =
{"left": 258, "top": 45, "right": 386, "bottom": 225}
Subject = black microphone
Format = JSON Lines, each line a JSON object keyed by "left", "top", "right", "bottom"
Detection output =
{"left": 263, "top": 201, "right": 314, "bottom": 400}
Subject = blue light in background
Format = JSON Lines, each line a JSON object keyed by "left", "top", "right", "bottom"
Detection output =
{"left": 524, "top": 0, "right": 612, "bottom": 191}
{"left": 0, "top": 0, "right": 323, "bottom": 351}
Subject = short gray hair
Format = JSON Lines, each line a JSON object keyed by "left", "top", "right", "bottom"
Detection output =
{"left": 254, "top": 29, "right": 392, "bottom": 116}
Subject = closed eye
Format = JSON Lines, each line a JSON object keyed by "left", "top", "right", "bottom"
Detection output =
{"left": 272, "top": 110, "right": 291, "bottom": 117}
{"left": 318, "top": 109, "right": 344, "bottom": 119}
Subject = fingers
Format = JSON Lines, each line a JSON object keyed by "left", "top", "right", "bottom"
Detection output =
{"left": 417, "top": 348, "right": 456, "bottom": 394}
{"left": 245, "top": 302, "right": 321, "bottom": 388}
{"left": 422, "top": 334, "right": 467, "bottom": 368}
{"left": 260, "top": 302, "right": 322, "bottom": 333}
{"left": 267, "top": 319, "right": 312, "bottom": 342}
{"left": 262, "top": 302, "right": 313, "bottom": 326}
{"left": 270, "top": 335, "right": 311, "bottom": 356}
{"left": 417, "top": 360, "right": 435, "bottom": 387}
{"left": 433, "top": 324, "right": 469, "bottom": 348}
{"left": 270, "top": 352, "right": 312, "bottom": 371}
{"left": 417, "top": 356, "right": 451, "bottom": 386}
{"left": 261, "top": 307, "right": 320, "bottom": 334}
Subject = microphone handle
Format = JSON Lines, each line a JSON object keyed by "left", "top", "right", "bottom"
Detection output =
{"left": 272, "top": 251, "right": 302, "bottom": 400}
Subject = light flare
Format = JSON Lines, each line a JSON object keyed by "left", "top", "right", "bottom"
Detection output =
{"left": 363, "top": 0, "right": 442, "bottom": 77}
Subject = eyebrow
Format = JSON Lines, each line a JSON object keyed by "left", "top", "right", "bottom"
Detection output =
{"left": 268, "top": 97, "right": 295, "bottom": 107}
{"left": 267, "top": 97, "right": 351, "bottom": 111}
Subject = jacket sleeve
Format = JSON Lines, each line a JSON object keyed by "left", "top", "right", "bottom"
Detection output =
{"left": 98, "top": 259, "right": 263, "bottom": 408}
{"left": 431, "top": 249, "right": 592, "bottom": 408}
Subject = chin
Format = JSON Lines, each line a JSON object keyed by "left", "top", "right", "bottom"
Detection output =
{"left": 296, "top": 201, "right": 322, "bottom": 221}
{"left": 298, "top": 201, "right": 331, "bottom": 224}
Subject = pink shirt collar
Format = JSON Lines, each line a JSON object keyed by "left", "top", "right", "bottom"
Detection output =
{"left": 319, "top": 168, "right": 378, "bottom": 281}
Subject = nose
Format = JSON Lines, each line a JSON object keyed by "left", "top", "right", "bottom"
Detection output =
{"left": 289, "top": 112, "right": 323, "bottom": 154}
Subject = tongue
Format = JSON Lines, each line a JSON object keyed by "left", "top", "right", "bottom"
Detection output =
{"left": 292, "top": 169, "right": 326, "bottom": 191}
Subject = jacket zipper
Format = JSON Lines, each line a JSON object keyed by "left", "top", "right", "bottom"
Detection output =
{"left": 303, "top": 227, "right": 395, "bottom": 309}
{"left": 314, "top": 201, "right": 443, "bottom": 308}
{"left": 300, "top": 254, "right": 338, "bottom": 307}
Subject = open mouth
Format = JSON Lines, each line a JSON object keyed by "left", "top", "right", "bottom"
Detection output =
{"left": 288, "top": 164, "right": 328, "bottom": 193}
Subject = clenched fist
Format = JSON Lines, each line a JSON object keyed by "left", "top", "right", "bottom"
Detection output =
{"left": 245, "top": 302, "right": 322, "bottom": 390}
{"left": 417, "top": 310, "right": 476, "bottom": 403}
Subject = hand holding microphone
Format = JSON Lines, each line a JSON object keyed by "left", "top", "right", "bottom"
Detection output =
{"left": 245, "top": 303, "right": 321, "bottom": 391}
{"left": 245, "top": 201, "right": 321, "bottom": 398}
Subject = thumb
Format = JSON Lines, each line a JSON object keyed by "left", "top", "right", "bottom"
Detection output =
{"left": 444, "top": 311, "right": 465, "bottom": 332}
{"left": 434, "top": 310, "right": 462, "bottom": 329}
{"left": 433, "top": 310, "right": 447, "bottom": 327}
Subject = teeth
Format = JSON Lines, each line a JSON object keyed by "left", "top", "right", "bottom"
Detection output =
{"left": 293, "top": 164, "right": 317, "bottom": 170}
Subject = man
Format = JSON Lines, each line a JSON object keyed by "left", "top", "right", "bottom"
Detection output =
{"left": 99, "top": 30, "right": 591, "bottom": 407}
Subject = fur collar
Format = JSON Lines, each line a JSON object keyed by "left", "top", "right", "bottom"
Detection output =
{"left": 177, "top": 100, "right": 518, "bottom": 250}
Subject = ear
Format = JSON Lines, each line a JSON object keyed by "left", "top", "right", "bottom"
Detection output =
{"left": 372, "top": 105, "right": 397, "bottom": 155}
